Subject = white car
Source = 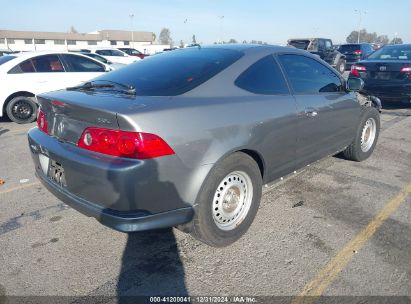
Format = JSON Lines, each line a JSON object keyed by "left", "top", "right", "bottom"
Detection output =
{"left": 87, "top": 48, "right": 140, "bottom": 65}
{"left": 0, "top": 51, "right": 112, "bottom": 124}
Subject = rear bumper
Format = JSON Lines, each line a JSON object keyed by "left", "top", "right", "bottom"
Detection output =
{"left": 362, "top": 83, "right": 411, "bottom": 103}
{"left": 28, "top": 127, "right": 195, "bottom": 232}
{"left": 37, "top": 172, "right": 193, "bottom": 232}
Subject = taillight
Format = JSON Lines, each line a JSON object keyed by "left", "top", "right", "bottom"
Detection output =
{"left": 350, "top": 65, "right": 366, "bottom": 77}
{"left": 400, "top": 66, "right": 411, "bottom": 79}
{"left": 353, "top": 50, "right": 362, "bottom": 55}
{"left": 77, "top": 127, "right": 175, "bottom": 159}
{"left": 37, "top": 109, "right": 48, "bottom": 134}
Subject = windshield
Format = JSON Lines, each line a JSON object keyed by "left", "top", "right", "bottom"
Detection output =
{"left": 92, "top": 47, "right": 243, "bottom": 96}
{"left": 367, "top": 45, "right": 411, "bottom": 60}
{"left": 0, "top": 55, "right": 16, "bottom": 65}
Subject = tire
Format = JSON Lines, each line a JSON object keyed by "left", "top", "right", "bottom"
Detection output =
{"left": 342, "top": 107, "right": 380, "bottom": 162}
{"left": 6, "top": 96, "right": 37, "bottom": 124}
{"left": 335, "top": 58, "right": 346, "bottom": 74}
{"left": 190, "top": 152, "right": 262, "bottom": 247}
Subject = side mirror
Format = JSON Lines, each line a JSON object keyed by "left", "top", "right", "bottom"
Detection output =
{"left": 104, "top": 65, "right": 113, "bottom": 72}
{"left": 346, "top": 77, "right": 364, "bottom": 92}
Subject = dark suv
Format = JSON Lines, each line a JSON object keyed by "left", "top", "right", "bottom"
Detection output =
{"left": 287, "top": 38, "right": 346, "bottom": 74}
{"left": 338, "top": 43, "right": 374, "bottom": 69}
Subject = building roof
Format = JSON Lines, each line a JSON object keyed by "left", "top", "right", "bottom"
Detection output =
{"left": 0, "top": 29, "right": 154, "bottom": 42}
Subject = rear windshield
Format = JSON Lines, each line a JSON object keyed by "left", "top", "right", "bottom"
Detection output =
{"left": 367, "top": 45, "right": 411, "bottom": 60}
{"left": 0, "top": 55, "right": 16, "bottom": 65}
{"left": 288, "top": 40, "right": 310, "bottom": 50}
{"left": 93, "top": 47, "right": 243, "bottom": 96}
{"left": 338, "top": 45, "right": 360, "bottom": 53}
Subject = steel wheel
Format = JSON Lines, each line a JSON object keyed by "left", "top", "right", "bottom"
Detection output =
{"left": 361, "top": 118, "right": 377, "bottom": 152}
{"left": 211, "top": 170, "right": 253, "bottom": 231}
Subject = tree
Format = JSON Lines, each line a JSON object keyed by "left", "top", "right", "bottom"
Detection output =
{"left": 391, "top": 37, "right": 403, "bottom": 44}
{"left": 376, "top": 35, "right": 389, "bottom": 44}
{"left": 192, "top": 35, "right": 197, "bottom": 44}
{"left": 242, "top": 40, "right": 247, "bottom": 44}
{"left": 159, "top": 28, "right": 172, "bottom": 45}
{"left": 346, "top": 29, "right": 377, "bottom": 43}
{"left": 179, "top": 40, "right": 184, "bottom": 48}
{"left": 69, "top": 26, "right": 78, "bottom": 33}
{"left": 228, "top": 38, "right": 237, "bottom": 44}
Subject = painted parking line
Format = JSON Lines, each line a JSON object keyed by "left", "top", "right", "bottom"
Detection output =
{"left": 0, "top": 181, "right": 41, "bottom": 195}
{"left": 292, "top": 181, "right": 411, "bottom": 304}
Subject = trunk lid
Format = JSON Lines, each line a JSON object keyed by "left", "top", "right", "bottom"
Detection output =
{"left": 37, "top": 90, "right": 152, "bottom": 144}
{"left": 357, "top": 60, "right": 411, "bottom": 82}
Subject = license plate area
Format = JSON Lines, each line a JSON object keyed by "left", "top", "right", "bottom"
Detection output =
{"left": 48, "top": 160, "right": 67, "bottom": 187}
{"left": 374, "top": 72, "right": 391, "bottom": 80}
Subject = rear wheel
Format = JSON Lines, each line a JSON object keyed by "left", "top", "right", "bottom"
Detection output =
{"left": 336, "top": 58, "right": 346, "bottom": 74}
{"left": 190, "top": 152, "right": 262, "bottom": 247}
{"left": 6, "top": 96, "right": 37, "bottom": 124}
{"left": 342, "top": 107, "right": 380, "bottom": 161}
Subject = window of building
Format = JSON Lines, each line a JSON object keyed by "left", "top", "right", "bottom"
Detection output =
{"left": 110, "top": 40, "right": 117, "bottom": 46}
{"left": 123, "top": 41, "right": 130, "bottom": 46}
{"left": 34, "top": 39, "right": 46, "bottom": 44}
{"left": 67, "top": 40, "right": 77, "bottom": 45}
{"left": 24, "top": 39, "right": 33, "bottom": 44}
{"left": 54, "top": 40, "right": 65, "bottom": 45}
{"left": 87, "top": 40, "right": 97, "bottom": 45}
{"left": 235, "top": 55, "right": 289, "bottom": 95}
{"left": 0, "top": 38, "right": 4, "bottom": 44}
{"left": 278, "top": 54, "right": 343, "bottom": 94}
{"left": 8, "top": 39, "right": 15, "bottom": 44}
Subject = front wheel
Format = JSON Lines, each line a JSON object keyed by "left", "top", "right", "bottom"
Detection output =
{"left": 342, "top": 107, "right": 380, "bottom": 161}
{"left": 6, "top": 96, "right": 37, "bottom": 124}
{"left": 190, "top": 152, "right": 262, "bottom": 247}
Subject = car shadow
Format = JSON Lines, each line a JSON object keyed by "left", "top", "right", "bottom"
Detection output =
{"left": 116, "top": 229, "right": 188, "bottom": 301}
{"left": 101, "top": 159, "right": 189, "bottom": 301}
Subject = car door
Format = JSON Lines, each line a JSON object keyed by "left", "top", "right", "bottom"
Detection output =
{"left": 59, "top": 54, "right": 106, "bottom": 86}
{"left": 234, "top": 55, "right": 298, "bottom": 181}
{"left": 277, "top": 53, "right": 361, "bottom": 168}
{"left": 6, "top": 54, "right": 71, "bottom": 95}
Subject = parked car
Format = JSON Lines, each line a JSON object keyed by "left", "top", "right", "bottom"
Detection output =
{"left": 79, "top": 52, "right": 126, "bottom": 70}
{"left": 0, "top": 51, "right": 112, "bottom": 123}
{"left": 28, "top": 45, "right": 380, "bottom": 247}
{"left": 118, "top": 48, "right": 148, "bottom": 59}
{"left": 350, "top": 44, "right": 411, "bottom": 104}
{"left": 86, "top": 48, "right": 140, "bottom": 65}
{"left": 338, "top": 43, "right": 374, "bottom": 69}
{"left": 287, "top": 38, "right": 346, "bottom": 74}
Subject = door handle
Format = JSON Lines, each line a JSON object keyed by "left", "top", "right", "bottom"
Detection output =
{"left": 305, "top": 109, "right": 318, "bottom": 118}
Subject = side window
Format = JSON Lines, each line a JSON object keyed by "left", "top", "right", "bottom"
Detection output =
{"left": 96, "top": 50, "right": 110, "bottom": 56}
{"left": 62, "top": 54, "right": 105, "bottom": 72}
{"left": 8, "top": 59, "right": 36, "bottom": 74}
{"left": 235, "top": 55, "right": 289, "bottom": 95}
{"left": 318, "top": 40, "right": 325, "bottom": 50}
{"left": 325, "top": 40, "right": 333, "bottom": 50}
{"left": 32, "top": 55, "right": 64, "bottom": 72}
{"left": 278, "top": 54, "right": 343, "bottom": 94}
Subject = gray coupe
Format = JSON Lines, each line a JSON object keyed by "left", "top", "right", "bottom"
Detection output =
{"left": 28, "top": 45, "right": 380, "bottom": 247}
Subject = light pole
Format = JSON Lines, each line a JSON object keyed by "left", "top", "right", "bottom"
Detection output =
{"left": 354, "top": 10, "right": 366, "bottom": 43}
{"left": 218, "top": 15, "right": 224, "bottom": 44}
{"left": 129, "top": 13, "right": 135, "bottom": 48}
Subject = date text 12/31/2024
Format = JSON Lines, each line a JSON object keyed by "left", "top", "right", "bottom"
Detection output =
{"left": 149, "top": 296, "right": 257, "bottom": 303}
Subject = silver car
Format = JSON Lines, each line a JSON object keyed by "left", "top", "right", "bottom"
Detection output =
{"left": 28, "top": 45, "right": 380, "bottom": 247}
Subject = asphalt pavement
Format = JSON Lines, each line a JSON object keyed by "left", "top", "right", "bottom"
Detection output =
{"left": 0, "top": 102, "right": 410, "bottom": 303}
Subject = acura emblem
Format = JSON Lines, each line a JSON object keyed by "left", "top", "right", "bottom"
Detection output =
{"left": 379, "top": 66, "right": 387, "bottom": 71}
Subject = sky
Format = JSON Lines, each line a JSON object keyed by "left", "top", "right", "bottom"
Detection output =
{"left": 0, "top": 0, "right": 410, "bottom": 45}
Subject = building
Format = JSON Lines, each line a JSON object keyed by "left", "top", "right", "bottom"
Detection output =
{"left": 0, "top": 29, "right": 166, "bottom": 54}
